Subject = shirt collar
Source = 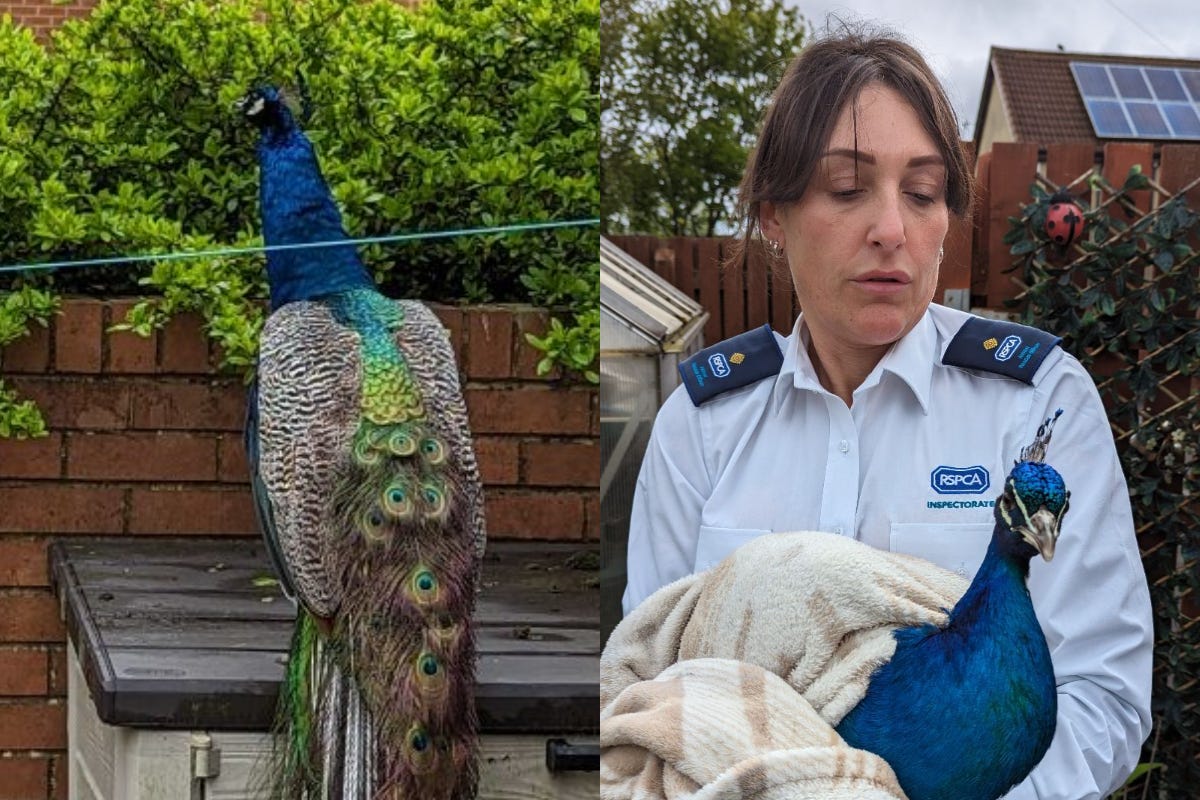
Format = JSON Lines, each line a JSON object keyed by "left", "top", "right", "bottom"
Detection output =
{"left": 772, "top": 310, "right": 934, "bottom": 415}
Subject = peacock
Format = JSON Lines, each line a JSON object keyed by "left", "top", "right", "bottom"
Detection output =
{"left": 835, "top": 411, "right": 1069, "bottom": 800}
{"left": 238, "top": 85, "right": 486, "bottom": 800}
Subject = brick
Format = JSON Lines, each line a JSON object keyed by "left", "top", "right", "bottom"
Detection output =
{"left": 5, "top": 377, "right": 130, "bottom": 430}
{"left": 0, "top": 321, "right": 51, "bottom": 373}
{"left": 0, "top": 700, "right": 66, "bottom": 749}
{"left": 521, "top": 440, "right": 599, "bottom": 488}
{"left": 0, "top": 433, "right": 62, "bottom": 479}
{"left": 128, "top": 487, "right": 257, "bottom": 535}
{"left": 429, "top": 304, "right": 466, "bottom": 365}
{"left": 48, "top": 645, "right": 66, "bottom": 696}
{"left": 130, "top": 380, "right": 245, "bottom": 431}
{"left": 483, "top": 490, "right": 584, "bottom": 540}
{"left": 0, "top": 537, "right": 49, "bottom": 586}
{"left": 67, "top": 431, "right": 217, "bottom": 481}
{"left": 473, "top": 436, "right": 519, "bottom": 486}
{"left": 0, "top": 485, "right": 125, "bottom": 534}
{"left": 160, "top": 312, "right": 211, "bottom": 374}
{"left": 0, "top": 591, "right": 64, "bottom": 642}
{"left": 0, "top": 646, "right": 48, "bottom": 694}
{"left": 465, "top": 308, "right": 513, "bottom": 379}
{"left": 0, "top": 754, "right": 48, "bottom": 800}
{"left": 584, "top": 492, "right": 599, "bottom": 541}
{"left": 54, "top": 299, "right": 103, "bottom": 373}
{"left": 514, "top": 310, "right": 560, "bottom": 380}
{"left": 217, "top": 433, "right": 250, "bottom": 483}
{"left": 465, "top": 387, "right": 591, "bottom": 435}
{"left": 106, "top": 300, "right": 158, "bottom": 374}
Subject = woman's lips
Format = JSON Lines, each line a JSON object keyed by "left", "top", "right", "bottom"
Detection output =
{"left": 852, "top": 271, "right": 911, "bottom": 294}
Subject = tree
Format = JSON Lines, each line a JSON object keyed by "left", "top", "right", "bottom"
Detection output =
{"left": 601, "top": 0, "right": 805, "bottom": 236}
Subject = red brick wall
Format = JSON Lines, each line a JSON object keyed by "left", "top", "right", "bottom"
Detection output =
{"left": 0, "top": 0, "right": 99, "bottom": 41}
{"left": 0, "top": 0, "right": 421, "bottom": 41}
{"left": 0, "top": 297, "right": 597, "bottom": 798}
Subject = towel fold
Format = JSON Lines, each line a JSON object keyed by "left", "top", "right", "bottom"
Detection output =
{"left": 602, "top": 531, "right": 970, "bottom": 800}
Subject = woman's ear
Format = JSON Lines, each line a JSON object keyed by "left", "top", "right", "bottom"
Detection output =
{"left": 759, "top": 201, "right": 784, "bottom": 245}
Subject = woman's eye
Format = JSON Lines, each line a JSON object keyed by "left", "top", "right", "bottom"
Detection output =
{"left": 832, "top": 189, "right": 863, "bottom": 200}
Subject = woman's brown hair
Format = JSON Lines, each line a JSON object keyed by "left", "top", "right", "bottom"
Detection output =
{"left": 735, "top": 26, "right": 974, "bottom": 259}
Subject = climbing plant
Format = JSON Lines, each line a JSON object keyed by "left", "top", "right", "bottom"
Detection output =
{"left": 1006, "top": 165, "right": 1200, "bottom": 797}
{"left": 0, "top": 0, "right": 599, "bottom": 436}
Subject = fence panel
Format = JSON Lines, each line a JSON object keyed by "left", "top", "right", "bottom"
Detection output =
{"left": 744, "top": 242, "right": 770, "bottom": 332}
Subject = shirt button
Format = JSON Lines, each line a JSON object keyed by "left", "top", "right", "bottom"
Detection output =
{"left": 839, "top": 439, "right": 850, "bottom": 454}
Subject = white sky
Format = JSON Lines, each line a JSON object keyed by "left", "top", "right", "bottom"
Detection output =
{"left": 790, "top": 0, "right": 1200, "bottom": 138}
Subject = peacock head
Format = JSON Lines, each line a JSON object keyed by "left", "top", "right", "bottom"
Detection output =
{"left": 235, "top": 85, "right": 292, "bottom": 131}
{"left": 995, "top": 410, "right": 1071, "bottom": 562}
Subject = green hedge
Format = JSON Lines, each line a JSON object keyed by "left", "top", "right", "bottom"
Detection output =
{"left": 0, "top": 0, "right": 599, "bottom": 436}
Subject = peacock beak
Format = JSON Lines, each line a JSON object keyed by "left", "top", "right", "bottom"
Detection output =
{"left": 1020, "top": 508, "right": 1060, "bottom": 562}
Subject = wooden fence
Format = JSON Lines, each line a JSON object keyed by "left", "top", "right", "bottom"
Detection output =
{"left": 612, "top": 141, "right": 1200, "bottom": 342}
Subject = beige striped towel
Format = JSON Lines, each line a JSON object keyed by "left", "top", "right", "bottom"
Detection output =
{"left": 601, "top": 531, "right": 970, "bottom": 800}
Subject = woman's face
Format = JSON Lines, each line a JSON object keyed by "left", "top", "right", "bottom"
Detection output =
{"left": 761, "top": 82, "right": 949, "bottom": 354}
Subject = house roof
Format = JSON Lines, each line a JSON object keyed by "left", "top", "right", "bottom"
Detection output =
{"left": 974, "top": 46, "right": 1200, "bottom": 150}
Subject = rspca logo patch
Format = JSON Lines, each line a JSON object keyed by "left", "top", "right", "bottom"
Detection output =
{"left": 708, "top": 353, "right": 731, "bottom": 378}
{"left": 931, "top": 465, "right": 990, "bottom": 495}
{"left": 994, "top": 335, "right": 1022, "bottom": 362}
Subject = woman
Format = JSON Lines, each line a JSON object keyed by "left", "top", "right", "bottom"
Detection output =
{"left": 622, "top": 30, "right": 1152, "bottom": 799}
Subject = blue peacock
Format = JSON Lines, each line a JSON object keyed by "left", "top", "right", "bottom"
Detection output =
{"left": 836, "top": 411, "right": 1069, "bottom": 800}
{"left": 239, "top": 85, "right": 485, "bottom": 799}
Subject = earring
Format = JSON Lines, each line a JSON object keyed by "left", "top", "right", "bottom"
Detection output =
{"left": 769, "top": 240, "right": 783, "bottom": 257}
{"left": 937, "top": 246, "right": 944, "bottom": 264}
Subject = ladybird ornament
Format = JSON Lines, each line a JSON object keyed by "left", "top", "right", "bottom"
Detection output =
{"left": 1045, "top": 191, "right": 1087, "bottom": 247}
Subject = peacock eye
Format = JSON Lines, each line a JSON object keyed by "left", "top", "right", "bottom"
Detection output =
{"left": 419, "top": 652, "right": 439, "bottom": 676}
{"left": 411, "top": 729, "right": 429, "bottom": 752}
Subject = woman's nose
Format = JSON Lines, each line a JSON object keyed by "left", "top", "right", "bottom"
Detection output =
{"left": 869, "top": 194, "right": 906, "bottom": 250}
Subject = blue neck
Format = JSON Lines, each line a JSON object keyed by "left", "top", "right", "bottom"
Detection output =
{"left": 255, "top": 114, "right": 373, "bottom": 309}
{"left": 947, "top": 527, "right": 1035, "bottom": 631}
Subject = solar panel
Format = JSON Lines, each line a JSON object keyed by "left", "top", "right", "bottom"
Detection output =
{"left": 1085, "top": 99, "right": 1132, "bottom": 137}
{"left": 1163, "top": 103, "right": 1200, "bottom": 137}
{"left": 1071, "top": 61, "right": 1200, "bottom": 140}
{"left": 1145, "top": 68, "right": 1188, "bottom": 101}
{"left": 1127, "top": 102, "right": 1170, "bottom": 136}
{"left": 1180, "top": 70, "right": 1200, "bottom": 102}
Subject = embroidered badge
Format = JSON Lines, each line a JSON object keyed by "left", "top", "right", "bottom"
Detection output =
{"left": 931, "top": 465, "right": 991, "bottom": 495}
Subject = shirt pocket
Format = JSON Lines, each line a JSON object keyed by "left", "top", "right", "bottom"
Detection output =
{"left": 889, "top": 522, "right": 993, "bottom": 581}
{"left": 694, "top": 525, "right": 771, "bottom": 573}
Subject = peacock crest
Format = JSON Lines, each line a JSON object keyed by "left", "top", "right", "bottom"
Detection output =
{"left": 1018, "top": 408, "right": 1063, "bottom": 464}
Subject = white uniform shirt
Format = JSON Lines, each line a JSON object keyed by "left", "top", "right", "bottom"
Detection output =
{"left": 623, "top": 303, "right": 1153, "bottom": 800}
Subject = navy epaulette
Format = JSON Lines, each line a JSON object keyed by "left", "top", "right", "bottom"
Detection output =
{"left": 942, "top": 316, "right": 1061, "bottom": 384}
{"left": 678, "top": 324, "right": 784, "bottom": 406}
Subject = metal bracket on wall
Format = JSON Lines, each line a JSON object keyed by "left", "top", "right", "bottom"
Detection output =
{"left": 943, "top": 288, "right": 970, "bottom": 311}
{"left": 191, "top": 732, "right": 222, "bottom": 780}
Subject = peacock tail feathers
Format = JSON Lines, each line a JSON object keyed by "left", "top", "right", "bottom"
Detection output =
{"left": 254, "top": 299, "right": 483, "bottom": 799}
